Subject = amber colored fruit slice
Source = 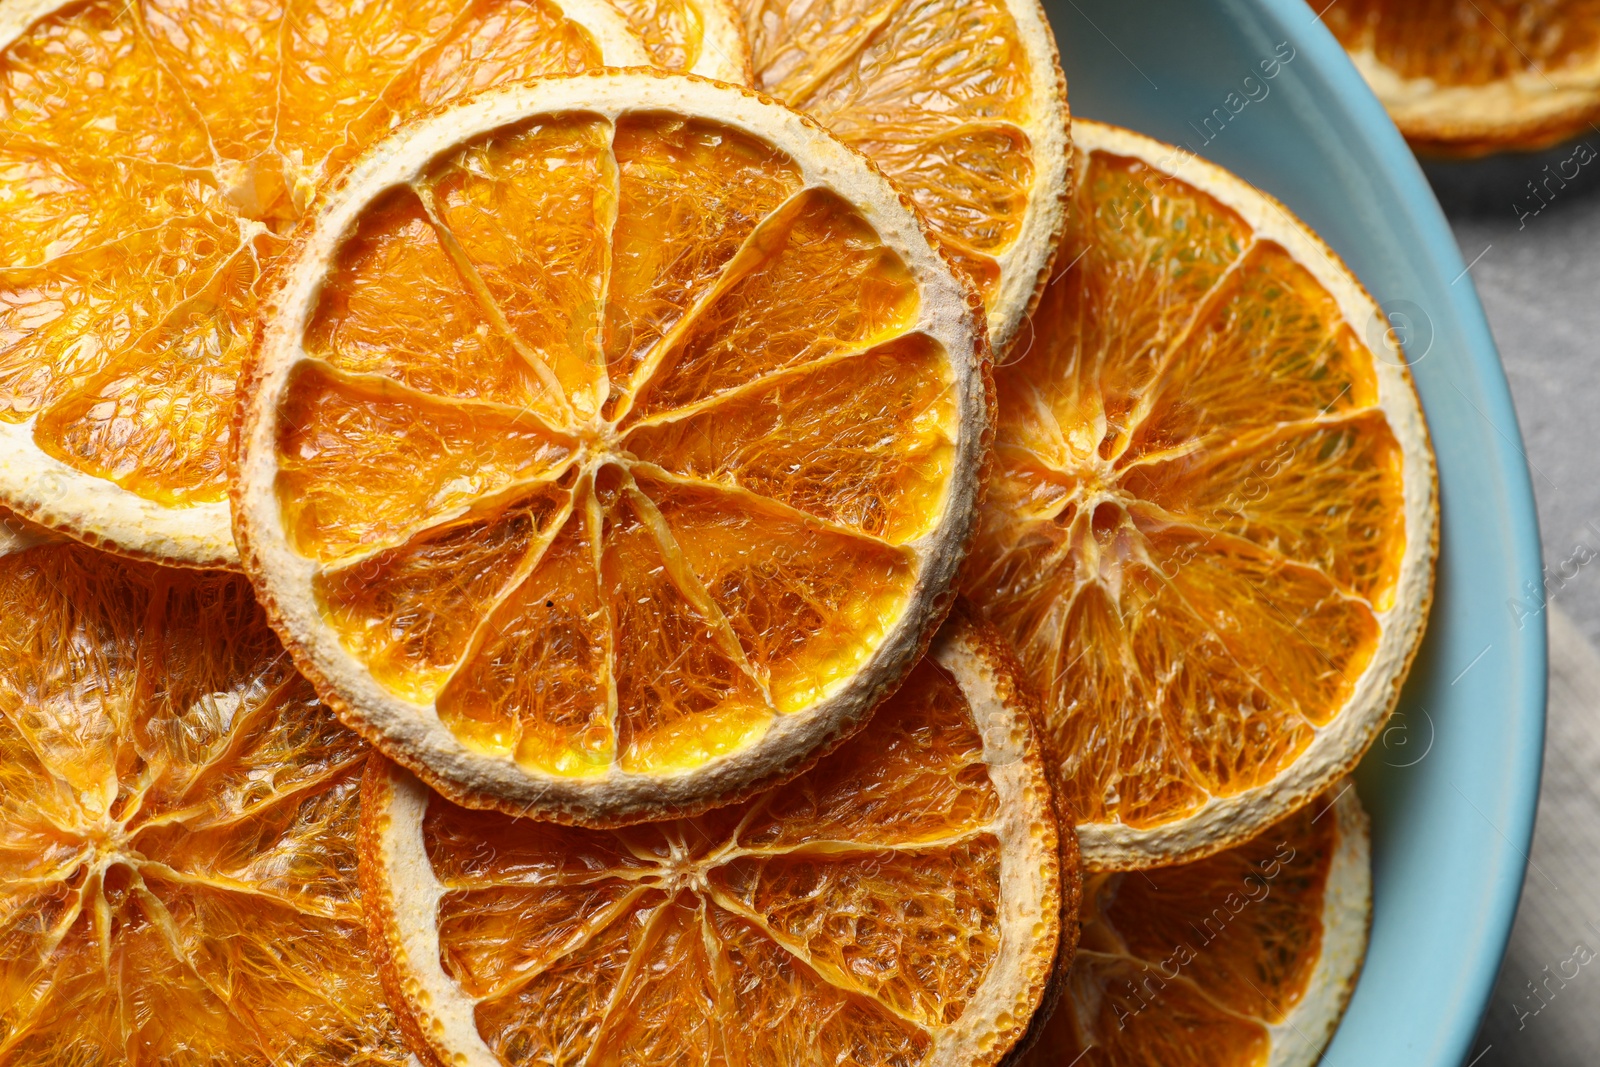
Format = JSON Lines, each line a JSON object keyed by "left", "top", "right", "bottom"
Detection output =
{"left": 961, "top": 120, "right": 1436, "bottom": 869}
{"left": 360, "top": 607, "right": 1070, "bottom": 1067}
{"left": 1325, "top": 0, "right": 1600, "bottom": 155}
{"left": 0, "top": 537, "right": 413, "bottom": 1067}
{"left": 232, "top": 73, "right": 990, "bottom": 825}
{"left": 1022, "top": 785, "right": 1371, "bottom": 1067}
{"left": 736, "top": 0, "right": 1070, "bottom": 354}
{"left": 0, "top": 0, "right": 736, "bottom": 567}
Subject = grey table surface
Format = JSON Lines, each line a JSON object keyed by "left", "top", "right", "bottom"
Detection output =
{"left": 1431, "top": 155, "right": 1600, "bottom": 1064}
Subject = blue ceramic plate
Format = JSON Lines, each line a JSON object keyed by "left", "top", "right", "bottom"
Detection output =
{"left": 1036, "top": 0, "right": 1548, "bottom": 1062}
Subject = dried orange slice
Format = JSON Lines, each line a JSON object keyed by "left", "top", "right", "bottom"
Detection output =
{"left": 736, "top": 0, "right": 1070, "bottom": 353}
{"left": 1023, "top": 785, "right": 1370, "bottom": 1066}
{"left": 1326, "top": 0, "right": 1600, "bottom": 155}
{"left": 360, "top": 607, "right": 1069, "bottom": 1067}
{"left": 0, "top": 0, "right": 742, "bottom": 569}
{"left": 232, "top": 72, "right": 991, "bottom": 825}
{"left": 962, "top": 120, "right": 1437, "bottom": 869}
{"left": 0, "top": 539, "right": 412, "bottom": 1065}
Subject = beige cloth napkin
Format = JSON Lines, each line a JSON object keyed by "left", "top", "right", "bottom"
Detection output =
{"left": 1470, "top": 605, "right": 1600, "bottom": 1065}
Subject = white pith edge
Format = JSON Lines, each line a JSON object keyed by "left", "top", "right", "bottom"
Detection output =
{"left": 1067, "top": 121, "right": 1437, "bottom": 870}
{"left": 681, "top": 0, "right": 753, "bottom": 84}
{"left": 366, "top": 617, "right": 1060, "bottom": 1066}
{"left": 236, "top": 73, "right": 988, "bottom": 822}
{"left": 1346, "top": 44, "right": 1600, "bottom": 146}
{"left": 1265, "top": 784, "right": 1371, "bottom": 1067}
{"left": 981, "top": 0, "right": 1069, "bottom": 358}
{"left": 0, "top": 0, "right": 647, "bottom": 569}
{"left": 926, "top": 621, "right": 1061, "bottom": 1066}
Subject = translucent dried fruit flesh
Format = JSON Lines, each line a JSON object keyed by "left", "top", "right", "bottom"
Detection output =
{"left": 738, "top": 0, "right": 1050, "bottom": 308}
{"left": 394, "top": 658, "right": 1019, "bottom": 1063}
{"left": 607, "top": 0, "right": 726, "bottom": 73}
{"left": 1022, "top": 800, "right": 1337, "bottom": 1066}
{"left": 282, "top": 113, "right": 959, "bottom": 779}
{"left": 0, "top": 542, "right": 408, "bottom": 1066}
{"left": 962, "top": 145, "right": 1407, "bottom": 829}
{"left": 1325, "top": 0, "right": 1600, "bottom": 85}
{"left": 0, "top": 0, "right": 623, "bottom": 510}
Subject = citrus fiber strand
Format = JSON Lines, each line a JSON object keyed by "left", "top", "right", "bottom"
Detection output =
{"left": 134, "top": 756, "right": 367, "bottom": 834}
{"left": 579, "top": 896, "right": 679, "bottom": 1066}
{"left": 621, "top": 472, "right": 773, "bottom": 705}
{"left": 627, "top": 463, "right": 908, "bottom": 551}
{"left": 413, "top": 184, "right": 573, "bottom": 417}
{"left": 603, "top": 185, "right": 823, "bottom": 423}
{"left": 590, "top": 122, "right": 622, "bottom": 410}
{"left": 607, "top": 181, "right": 923, "bottom": 425}
{"left": 431, "top": 479, "right": 584, "bottom": 699}
{"left": 776, "top": 0, "right": 909, "bottom": 109}
{"left": 1071, "top": 945, "right": 1299, "bottom": 1030}
{"left": 469, "top": 882, "right": 657, "bottom": 1003}
{"left": 1129, "top": 502, "right": 1376, "bottom": 606}
{"left": 1110, "top": 237, "right": 1261, "bottom": 454}
{"left": 713, "top": 823, "right": 996, "bottom": 860}
{"left": 584, "top": 473, "right": 620, "bottom": 757}
{"left": 621, "top": 333, "right": 915, "bottom": 431}
{"left": 702, "top": 884, "right": 935, "bottom": 1029}
{"left": 128, "top": 3, "right": 239, "bottom": 178}
{"left": 134, "top": 860, "right": 355, "bottom": 919}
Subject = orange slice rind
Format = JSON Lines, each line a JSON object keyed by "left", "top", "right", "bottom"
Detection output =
{"left": 1326, "top": 0, "right": 1600, "bottom": 155}
{"left": 233, "top": 70, "right": 992, "bottom": 825}
{"left": 359, "top": 606, "right": 1070, "bottom": 1067}
{"left": 963, "top": 119, "right": 1437, "bottom": 869}
{"left": 1024, "top": 785, "right": 1371, "bottom": 1066}
{"left": 0, "top": 538, "right": 412, "bottom": 1066}
{"left": 738, "top": 0, "right": 1071, "bottom": 354}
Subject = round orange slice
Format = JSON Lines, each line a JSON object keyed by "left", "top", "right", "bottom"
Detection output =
{"left": 736, "top": 0, "right": 1070, "bottom": 354}
{"left": 0, "top": 0, "right": 743, "bottom": 569}
{"left": 1022, "top": 785, "right": 1371, "bottom": 1066}
{"left": 961, "top": 119, "right": 1437, "bottom": 869}
{"left": 360, "top": 606, "right": 1069, "bottom": 1067}
{"left": 1326, "top": 0, "right": 1600, "bottom": 155}
{"left": 0, "top": 539, "right": 412, "bottom": 1065}
{"left": 232, "top": 71, "right": 992, "bottom": 825}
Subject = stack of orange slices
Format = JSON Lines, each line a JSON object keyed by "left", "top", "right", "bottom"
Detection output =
{"left": 0, "top": 1, "right": 1436, "bottom": 1064}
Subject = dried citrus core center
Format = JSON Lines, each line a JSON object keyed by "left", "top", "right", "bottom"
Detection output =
{"left": 409, "top": 658, "right": 1009, "bottom": 1061}
{"left": 1325, "top": 0, "right": 1600, "bottom": 85}
{"left": 274, "top": 109, "right": 964, "bottom": 779}
{"left": 0, "top": 548, "right": 404, "bottom": 1065}
{"left": 964, "top": 145, "right": 1409, "bottom": 830}
{"left": 0, "top": 0, "right": 609, "bottom": 507}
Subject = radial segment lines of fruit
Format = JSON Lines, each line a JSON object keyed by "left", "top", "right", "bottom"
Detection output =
{"left": 269, "top": 111, "right": 966, "bottom": 781}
